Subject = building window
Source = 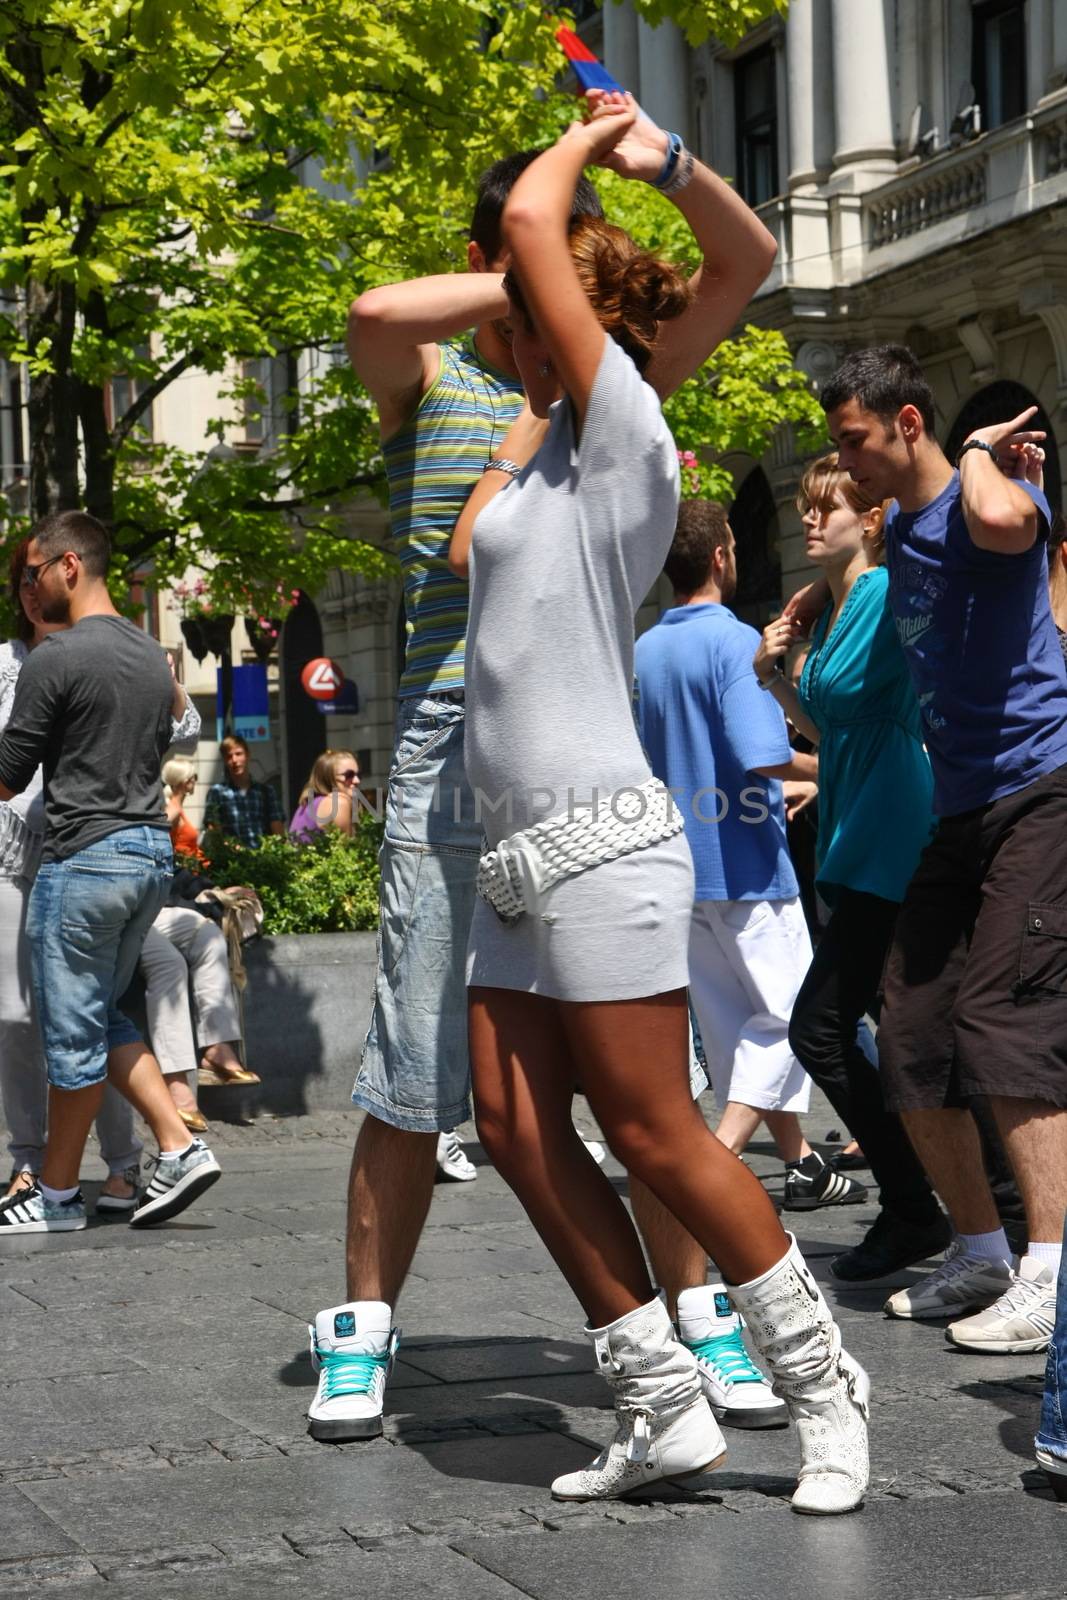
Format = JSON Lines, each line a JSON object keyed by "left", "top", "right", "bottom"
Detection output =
{"left": 972, "top": 0, "right": 1027, "bottom": 131}
{"left": 111, "top": 342, "right": 155, "bottom": 442}
{"left": 735, "top": 45, "right": 779, "bottom": 206}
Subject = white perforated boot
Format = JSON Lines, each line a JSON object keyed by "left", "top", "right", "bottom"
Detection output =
{"left": 550, "top": 1296, "right": 726, "bottom": 1501}
{"left": 729, "top": 1235, "right": 869, "bottom": 1515}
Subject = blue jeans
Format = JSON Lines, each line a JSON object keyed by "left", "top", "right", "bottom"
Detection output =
{"left": 353, "top": 694, "right": 481, "bottom": 1131}
{"left": 27, "top": 826, "right": 173, "bottom": 1091}
{"left": 1037, "top": 1214, "right": 1067, "bottom": 1461}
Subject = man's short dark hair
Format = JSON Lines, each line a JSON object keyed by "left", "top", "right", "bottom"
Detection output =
{"left": 32, "top": 509, "right": 111, "bottom": 579}
{"left": 470, "top": 150, "right": 604, "bottom": 260}
{"left": 820, "top": 344, "right": 937, "bottom": 435}
{"left": 665, "top": 501, "right": 730, "bottom": 595}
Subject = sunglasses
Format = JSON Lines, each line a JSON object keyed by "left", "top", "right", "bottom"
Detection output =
{"left": 20, "top": 553, "right": 68, "bottom": 589}
{"left": 337, "top": 769, "right": 359, "bottom": 783}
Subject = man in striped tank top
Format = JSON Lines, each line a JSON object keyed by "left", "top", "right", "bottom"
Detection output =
{"left": 308, "top": 126, "right": 784, "bottom": 1447}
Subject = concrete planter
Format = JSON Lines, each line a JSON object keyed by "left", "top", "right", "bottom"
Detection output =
{"left": 238, "top": 931, "right": 378, "bottom": 1115}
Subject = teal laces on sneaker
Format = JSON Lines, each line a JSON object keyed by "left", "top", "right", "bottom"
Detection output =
{"left": 317, "top": 1348, "right": 391, "bottom": 1401}
{"left": 689, "top": 1327, "right": 765, "bottom": 1386}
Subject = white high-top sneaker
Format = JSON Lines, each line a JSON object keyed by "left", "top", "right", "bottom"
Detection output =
{"left": 677, "top": 1284, "right": 788, "bottom": 1430}
{"left": 730, "top": 1235, "right": 869, "bottom": 1515}
{"left": 307, "top": 1301, "right": 398, "bottom": 1441}
{"left": 551, "top": 1297, "right": 726, "bottom": 1501}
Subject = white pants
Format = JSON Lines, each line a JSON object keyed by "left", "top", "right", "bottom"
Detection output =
{"left": 688, "top": 896, "right": 813, "bottom": 1115}
{"left": 0, "top": 873, "right": 141, "bottom": 1175}
{"left": 140, "top": 906, "right": 241, "bottom": 1080}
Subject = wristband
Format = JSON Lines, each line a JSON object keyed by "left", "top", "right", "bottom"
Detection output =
{"left": 483, "top": 457, "right": 523, "bottom": 479}
{"left": 662, "top": 148, "right": 695, "bottom": 197}
{"left": 956, "top": 439, "right": 998, "bottom": 469}
{"left": 652, "top": 132, "right": 683, "bottom": 190}
{"left": 756, "top": 670, "right": 782, "bottom": 691}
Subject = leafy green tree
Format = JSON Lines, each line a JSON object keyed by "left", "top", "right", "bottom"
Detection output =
{"left": 0, "top": 0, "right": 805, "bottom": 630}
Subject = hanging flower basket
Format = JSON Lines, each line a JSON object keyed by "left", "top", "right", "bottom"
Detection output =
{"left": 199, "top": 613, "right": 236, "bottom": 658}
{"left": 180, "top": 616, "right": 210, "bottom": 663}
{"left": 245, "top": 616, "right": 282, "bottom": 663}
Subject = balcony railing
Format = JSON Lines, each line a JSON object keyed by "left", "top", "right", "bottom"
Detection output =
{"left": 867, "top": 155, "right": 987, "bottom": 248}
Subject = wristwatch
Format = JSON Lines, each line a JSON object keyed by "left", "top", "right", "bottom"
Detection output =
{"left": 956, "top": 439, "right": 998, "bottom": 468}
{"left": 483, "top": 457, "right": 523, "bottom": 479}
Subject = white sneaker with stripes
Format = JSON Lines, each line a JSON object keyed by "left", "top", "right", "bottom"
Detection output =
{"left": 945, "top": 1255, "right": 1056, "bottom": 1353}
{"left": 0, "top": 1181, "right": 86, "bottom": 1233}
{"left": 129, "top": 1138, "right": 221, "bottom": 1228}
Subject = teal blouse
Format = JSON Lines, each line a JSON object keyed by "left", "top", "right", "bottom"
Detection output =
{"left": 798, "top": 567, "right": 935, "bottom": 905}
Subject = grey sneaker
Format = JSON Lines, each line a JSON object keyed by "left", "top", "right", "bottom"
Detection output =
{"left": 96, "top": 1164, "right": 142, "bottom": 1215}
{"left": 883, "top": 1240, "right": 1014, "bottom": 1321}
{"left": 0, "top": 1181, "right": 86, "bottom": 1234}
{"left": 129, "top": 1139, "right": 220, "bottom": 1228}
{"left": 945, "top": 1255, "right": 1056, "bottom": 1353}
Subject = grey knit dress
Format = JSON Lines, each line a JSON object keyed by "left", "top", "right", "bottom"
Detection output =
{"left": 464, "top": 336, "right": 695, "bottom": 1001}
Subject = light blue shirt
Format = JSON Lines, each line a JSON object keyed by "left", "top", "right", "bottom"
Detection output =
{"left": 635, "top": 603, "right": 798, "bottom": 902}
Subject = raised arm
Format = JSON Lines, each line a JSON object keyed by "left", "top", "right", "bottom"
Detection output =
{"left": 347, "top": 274, "right": 509, "bottom": 439}
{"left": 959, "top": 408, "right": 1047, "bottom": 554}
{"left": 501, "top": 99, "right": 642, "bottom": 431}
{"left": 587, "top": 91, "right": 777, "bottom": 400}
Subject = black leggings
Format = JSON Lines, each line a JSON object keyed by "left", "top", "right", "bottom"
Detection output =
{"left": 788, "top": 888, "right": 941, "bottom": 1227}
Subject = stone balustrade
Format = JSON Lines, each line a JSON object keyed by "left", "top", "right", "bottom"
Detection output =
{"left": 866, "top": 155, "right": 987, "bottom": 249}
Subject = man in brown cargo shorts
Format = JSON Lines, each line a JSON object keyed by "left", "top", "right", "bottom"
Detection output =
{"left": 818, "top": 345, "right": 1067, "bottom": 1354}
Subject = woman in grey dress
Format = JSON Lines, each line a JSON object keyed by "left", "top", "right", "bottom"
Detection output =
{"left": 450, "top": 94, "right": 868, "bottom": 1515}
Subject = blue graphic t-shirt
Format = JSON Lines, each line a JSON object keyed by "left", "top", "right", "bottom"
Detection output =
{"left": 634, "top": 603, "right": 798, "bottom": 902}
{"left": 884, "top": 473, "right": 1067, "bottom": 816}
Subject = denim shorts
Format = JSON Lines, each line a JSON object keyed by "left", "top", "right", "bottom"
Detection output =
{"left": 353, "top": 694, "right": 481, "bottom": 1132}
{"left": 27, "top": 826, "right": 174, "bottom": 1091}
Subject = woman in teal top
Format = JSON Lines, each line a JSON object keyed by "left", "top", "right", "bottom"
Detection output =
{"left": 754, "top": 453, "right": 946, "bottom": 1283}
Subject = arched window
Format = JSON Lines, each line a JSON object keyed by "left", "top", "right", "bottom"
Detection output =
{"left": 946, "top": 382, "right": 1061, "bottom": 514}
{"left": 728, "top": 466, "right": 782, "bottom": 625}
{"left": 281, "top": 591, "right": 327, "bottom": 811}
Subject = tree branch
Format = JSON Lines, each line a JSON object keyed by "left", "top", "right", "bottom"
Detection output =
{"left": 111, "top": 349, "right": 202, "bottom": 451}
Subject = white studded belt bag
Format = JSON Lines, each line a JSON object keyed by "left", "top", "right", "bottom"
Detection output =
{"left": 476, "top": 778, "right": 685, "bottom": 925}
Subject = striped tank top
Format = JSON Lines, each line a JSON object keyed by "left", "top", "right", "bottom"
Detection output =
{"left": 384, "top": 339, "right": 522, "bottom": 697}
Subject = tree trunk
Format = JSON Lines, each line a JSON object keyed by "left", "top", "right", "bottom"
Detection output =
{"left": 78, "top": 292, "right": 115, "bottom": 527}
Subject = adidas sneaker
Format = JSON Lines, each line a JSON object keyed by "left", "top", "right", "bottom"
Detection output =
{"left": 436, "top": 1131, "right": 477, "bottom": 1182}
{"left": 783, "top": 1151, "right": 867, "bottom": 1212}
{"left": 0, "top": 1181, "right": 86, "bottom": 1234}
{"left": 129, "top": 1139, "right": 220, "bottom": 1228}
{"left": 677, "top": 1283, "right": 787, "bottom": 1429}
{"left": 307, "top": 1301, "right": 398, "bottom": 1441}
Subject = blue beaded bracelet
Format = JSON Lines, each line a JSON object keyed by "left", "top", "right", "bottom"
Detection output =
{"left": 652, "top": 132, "right": 683, "bottom": 190}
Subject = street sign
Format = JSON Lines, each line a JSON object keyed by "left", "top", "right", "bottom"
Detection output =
{"left": 301, "top": 657, "right": 344, "bottom": 701}
{"left": 315, "top": 678, "right": 360, "bottom": 715}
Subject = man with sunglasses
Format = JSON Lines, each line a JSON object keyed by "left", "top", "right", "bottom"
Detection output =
{"left": 0, "top": 509, "right": 222, "bottom": 1233}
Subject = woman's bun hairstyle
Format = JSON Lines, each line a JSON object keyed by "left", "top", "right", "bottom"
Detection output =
{"left": 568, "top": 219, "right": 690, "bottom": 374}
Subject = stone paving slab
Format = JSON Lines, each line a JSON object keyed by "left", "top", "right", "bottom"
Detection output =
{"left": 1, "top": 1092, "right": 1063, "bottom": 1599}
{"left": 455, "top": 1486, "right": 1066, "bottom": 1600}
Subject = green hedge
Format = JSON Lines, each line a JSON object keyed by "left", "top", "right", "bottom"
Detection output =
{"left": 190, "top": 818, "right": 383, "bottom": 935}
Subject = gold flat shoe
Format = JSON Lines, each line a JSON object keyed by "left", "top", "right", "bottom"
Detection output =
{"left": 177, "top": 1106, "right": 209, "bottom": 1133}
{"left": 199, "top": 1063, "right": 260, "bottom": 1086}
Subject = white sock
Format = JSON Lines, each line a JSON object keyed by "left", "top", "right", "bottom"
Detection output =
{"left": 958, "top": 1228, "right": 1012, "bottom": 1264}
{"left": 39, "top": 1181, "right": 78, "bottom": 1204}
{"left": 159, "top": 1143, "right": 194, "bottom": 1160}
{"left": 1026, "top": 1241, "right": 1063, "bottom": 1274}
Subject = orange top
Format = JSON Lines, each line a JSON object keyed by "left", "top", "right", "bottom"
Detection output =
{"left": 170, "top": 809, "right": 207, "bottom": 864}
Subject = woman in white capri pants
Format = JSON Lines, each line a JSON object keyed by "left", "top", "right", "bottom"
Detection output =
{"left": 140, "top": 906, "right": 259, "bottom": 1134}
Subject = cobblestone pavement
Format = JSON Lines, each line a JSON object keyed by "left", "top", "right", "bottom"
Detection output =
{"left": 0, "top": 1093, "right": 1063, "bottom": 1600}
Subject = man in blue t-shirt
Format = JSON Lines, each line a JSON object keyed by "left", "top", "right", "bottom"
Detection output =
{"left": 821, "top": 343, "right": 1067, "bottom": 1356}
{"left": 635, "top": 501, "right": 865, "bottom": 1221}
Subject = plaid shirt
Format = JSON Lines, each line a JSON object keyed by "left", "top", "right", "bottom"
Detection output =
{"left": 204, "top": 779, "right": 284, "bottom": 846}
